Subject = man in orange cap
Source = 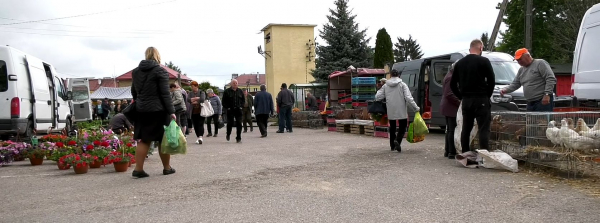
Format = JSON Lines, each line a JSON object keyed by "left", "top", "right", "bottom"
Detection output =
{"left": 500, "top": 48, "right": 556, "bottom": 111}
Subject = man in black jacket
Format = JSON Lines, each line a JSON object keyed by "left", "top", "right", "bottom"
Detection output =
{"left": 450, "top": 39, "right": 495, "bottom": 153}
{"left": 222, "top": 79, "right": 244, "bottom": 143}
{"left": 276, "top": 83, "right": 295, "bottom": 133}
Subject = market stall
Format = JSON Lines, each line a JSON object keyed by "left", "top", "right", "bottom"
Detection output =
{"left": 327, "top": 68, "right": 386, "bottom": 109}
{"left": 289, "top": 83, "right": 328, "bottom": 111}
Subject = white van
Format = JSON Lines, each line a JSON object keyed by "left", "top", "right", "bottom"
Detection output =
{"left": 0, "top": 45, "right": 72, "bottom": 139}
{"left": 572, "top": 3, "right": 600, "bottom": 100}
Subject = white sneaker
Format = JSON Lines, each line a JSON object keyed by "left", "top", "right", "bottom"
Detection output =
{"left": 196, "top": 137, "right": 203, "bottom": 145}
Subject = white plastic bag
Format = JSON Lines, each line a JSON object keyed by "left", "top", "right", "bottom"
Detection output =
{"left": 477, "top": 149, "right": 519, "bottom": 172}
{"left": 454, "top": 102, "right": 479, "bottom": 154}
{"left": 200, "top": 100, "right": 214, "bottom": 117}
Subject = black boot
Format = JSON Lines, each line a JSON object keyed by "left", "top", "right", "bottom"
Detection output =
{"left": 132, "top": 170, "right": 149, "bottom": 178}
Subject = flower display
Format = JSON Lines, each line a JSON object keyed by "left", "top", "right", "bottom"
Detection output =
{"left": 59, "top": 153, "right": 93, "bottom": 168}
{"left": 104, "top": 151, "right": 133, "bottom": 164}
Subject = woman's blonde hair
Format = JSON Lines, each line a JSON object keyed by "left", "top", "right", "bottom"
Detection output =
{"left": 145, "top": 47, "right": 161, "bottom": 64}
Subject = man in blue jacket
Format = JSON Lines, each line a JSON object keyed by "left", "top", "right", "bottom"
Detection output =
{"left": 253, "top": 84, "right": 274, "bottom": 137}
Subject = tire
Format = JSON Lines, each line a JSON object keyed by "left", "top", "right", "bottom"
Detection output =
{"left": 20, "top": 119, "right": 35, "bottom": 141}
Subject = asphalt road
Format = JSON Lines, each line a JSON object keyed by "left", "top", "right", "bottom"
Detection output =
{"left": 1, "top": 126, "right": 600, "bottom": 223}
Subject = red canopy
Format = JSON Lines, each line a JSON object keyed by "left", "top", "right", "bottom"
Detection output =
{"left": 116, "top": 65, "right": 193, "bottom": 82}
{"left": 328, "top": 68, "right": 386, "bottom": 79}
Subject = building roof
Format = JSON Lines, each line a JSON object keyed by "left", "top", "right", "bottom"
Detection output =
{"left": 89, "top": 78, "right": 118, "bottom": 92}
{"left": 231, "top": 74, "right": 266, "bottom": 86}
{"left": 116, "top": 65, "right": 192, "bottom": 82}
{"left": 549, "top": 63, "right": 572, "bottom": 75}
{"left": 329, "top": 68, "right": 387, "bottom": 79}
{"left": 260, "top": 23, "right": 317, "bottom": 32}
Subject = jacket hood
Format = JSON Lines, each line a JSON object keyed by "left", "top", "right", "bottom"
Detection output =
{"left": 138, "top": 60, "right": 160, "bottom": 71}
{"left": 385, "top": 77, "right": 402, "bottom": 87}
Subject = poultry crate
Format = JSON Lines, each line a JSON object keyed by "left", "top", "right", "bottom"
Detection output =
{"left": 525, "top": 111, "right": 600, "bottom": 177}
{"left": 488, "top": 111, "right": 529, "bottom": 160}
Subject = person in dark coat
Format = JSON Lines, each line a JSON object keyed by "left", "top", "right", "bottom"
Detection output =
{"left": 440, "top": 63, "right": 461, "bottom": 159}
{"left": 205, "top": 89, "right": 222, "bottom": 137}
{"left": 130, "top": 46, "right": 176, "bottom": 178}
{"left": 276, "top": 83, "right": 295, "bottom": 133}
{"left": 306, "top": 92, "right": 318, "bottom": 111}
{"left": 222, "top": 79, "right": 244, "bottom": 143}
{"left": 253, "top": 84, "right": 274, "bottom": 137}
{"left": 242, "top": 89, "right": 254, "bottom": 133}
{"left": 109, "top": 113, "right": 132, "bottom": 134}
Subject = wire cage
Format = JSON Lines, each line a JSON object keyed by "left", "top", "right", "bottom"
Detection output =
{"left": 491, "top": 111, "right": 600, "bottom": 177}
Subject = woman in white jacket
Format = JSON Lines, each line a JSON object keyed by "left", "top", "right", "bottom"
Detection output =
{"left": 375, "top": 69, "right": 420, "bottom": 152}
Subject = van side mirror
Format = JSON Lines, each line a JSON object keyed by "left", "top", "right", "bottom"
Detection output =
{"left": 66, "top": 91, "right": 73, "bottom": 100}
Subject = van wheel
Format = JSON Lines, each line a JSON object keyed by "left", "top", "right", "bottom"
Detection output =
{"left": 22, "top": 119, "right": 35, "bottom": 141}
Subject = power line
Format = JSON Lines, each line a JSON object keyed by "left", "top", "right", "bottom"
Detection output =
{"left": 0, "top": 16, "right": 171, "bottom": 33}
{"left": 0, "top": 30, "right": 155, "bottom": 38}
{"left": 0, "top": 26, "right": 171, "bottom": 34}
{"left": 0, "top": 0, "right": 177, "bottom": 26}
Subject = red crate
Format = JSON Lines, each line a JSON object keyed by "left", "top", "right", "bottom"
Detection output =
{"left": 352, "top": 102, "right": 368, "bottom": 107}
{"left": 328, "top": 126, "right": 337, "bottom": 131}
{"left": 374, "top": 131, "right": 389, "bottom": 138}
{"left": 327, "top": 118, "right": 335, "bottom": 124}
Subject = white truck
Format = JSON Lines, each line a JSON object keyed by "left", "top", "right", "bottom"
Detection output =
{"left": 572, "top": 3, "right": 600, "bottom": 105}
{"left": 0, "top": 45, "right": 73, "bottom": 140}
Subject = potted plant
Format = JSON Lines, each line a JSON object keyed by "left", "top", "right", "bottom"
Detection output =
{"left": 49, "top": 146, "right": 76, "bottom": 170}
{"left": 25, "top": 146, "right": 47, "bottom": 166}
{"left": 61, "top": 154, "right": 93, "bottom": 174}
{"left": 87, "top": 146, "right": 111, "bottom": 168}
{"left": 105, "top": 151, "right": 132, "bottom": 172}
{"left": 0, "top": 141, "right": 30, "bottom": 164}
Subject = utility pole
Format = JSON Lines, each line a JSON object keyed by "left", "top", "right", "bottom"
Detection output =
{"left": 489, "top": 0, "right": 509, "bottom": 51}
{"left": 525, "top": 0, "right": 533, "bottom": 52}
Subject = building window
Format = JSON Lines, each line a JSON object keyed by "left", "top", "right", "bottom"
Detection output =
{"left": 265, "top": 33, "right": 271, "bottom": 43}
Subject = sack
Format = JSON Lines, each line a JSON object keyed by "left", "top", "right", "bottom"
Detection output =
{"left": 160, "top": 120, "right": 187, "bottom": 155}
{"left": 200, "top": 100, "right": 214, "bottom": 117}
{"left": 218, "top": 116, "right": 225, "bottom": 129}
{"left": 407, "top": 112, "right": 428, "bottom": 143}
{"left": 368, "top": 100, "right": 387, "bottom": 114}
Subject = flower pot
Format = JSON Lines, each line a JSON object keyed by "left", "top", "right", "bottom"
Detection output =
{"left": 90, "top": 160, "right": 102, "bottom": 168}
{"left": 57, "top": 162, "right": 71, "bottom": 170}
{"left": 14, "top": 156, "right": 25, "bottom": 162}
{"left": 73, "top": 165, "right": 89, "bottom": 174}
{"left": 113, "top": 161, "right": 129, "bottom": 172}
{"left": 29, "top": 157, "right": 44, "bottom": 166}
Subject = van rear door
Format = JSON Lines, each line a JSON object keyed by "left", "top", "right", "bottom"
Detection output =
{"left": 430, "top": 60, "right": 453, "bottom": 127}
{"left": 68, "top": 78, "right": 92, "bottom": 122}
{"left": 24, "top": 56, "right": 53, "bottom": 131}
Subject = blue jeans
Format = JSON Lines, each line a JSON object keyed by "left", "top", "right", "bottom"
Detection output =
{"left": 527, "top": 95, "right": 554, "bottom": 112}
{"left": 278, "top": 106, "right": 292, "bottom": 132}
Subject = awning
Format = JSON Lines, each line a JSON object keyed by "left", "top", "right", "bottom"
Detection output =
{"left": 90, "top": 87, "right": 133, "bottom": 100}
{"left": 328, "top": 68, "right": 387, "bottom": 79}
{"left": 289, "top": 83, "right": 328, "bottom": 88}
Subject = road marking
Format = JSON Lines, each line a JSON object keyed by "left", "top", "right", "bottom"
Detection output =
{"left": 0, "top": 173, "right": 62, "bottom": 178}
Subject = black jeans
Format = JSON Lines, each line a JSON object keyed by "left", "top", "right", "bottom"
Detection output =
{"left": 461, "top": 97, "right": 492, "bottom": 152}
{"left": 191, "top": 113, "right": 205, "bottom": 138}
{"left": 389, "top": 119, "right": 408, "bottom": 150}
{"left": 206, "top": 114, "right": 220, "bottom": 135}
{"left": 226, "top": 108, "right": 243, "bottom": 140}
{"left": 445, "top": 116, "right": 458, "bottom": 156}
{"left": 256, "top": 114, "right": 269, "bottom": 136}
{"left": 243, "top": 107, "right": 253, "bottom": 131}
{"left": 278, "top": 106, "right": 293, "bottom": 132}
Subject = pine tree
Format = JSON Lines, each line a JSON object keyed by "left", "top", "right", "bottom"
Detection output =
{"left": 373, "top": 28, "right": 394, "bottom": 68}
{"left": 481, "top": 32, "right": 491, "bottom": 51}
{"left": 311, "top": 0, "right": 372, "bottom": 82}
{"left": 393, "top": 35, "right": 424, "bottom": 62}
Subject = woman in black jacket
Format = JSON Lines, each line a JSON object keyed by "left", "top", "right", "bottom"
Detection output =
{"left": 130, "top": 47, "right": 177, "bottom": 178}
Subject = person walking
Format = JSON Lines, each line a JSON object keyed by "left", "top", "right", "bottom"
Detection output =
{"left": 169, "top": 83, "right": 187, "bottom": 130}
{"left": 205, "top": 89, "right": 222, "bottom": 137}
{"left": 375, "top": 69, "right": 420, "bottom": 152}
{"left": 254, "top": 84, "right": 274, "bottom": 137}
{"left": 188, "top": 81, "right": 206, "bottom": 144}
{"left": 222, "top": 79, "right": 244, "bottom": 143}
{"left": 306, "top": 92, "right": 318, "bottom": 111}
{"left": 242, "top": 89, "right": 254, "bottom": 133}
{"left": 94, "top": 100, "right": 109, "bottom": 121}
{"left": 130, "top": 46, "right": 176, "bottom": 178}
{"left": 276, "top": 83, "right": 295, "bottom": 133}
{"left": 180, "top": 87, "right": 190, "bottom": 135}
{"left": 450, "top": 39, "right": 495, "bottom": 153}
{"left": 440, "top": 63, "right": 461, "bottom": 159}
{"left": 500, "top": 48, "right": 557, "bottom": 112}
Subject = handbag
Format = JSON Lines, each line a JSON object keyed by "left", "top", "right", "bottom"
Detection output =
{"left": 200, "top": 100, "right": 214, "bottom": 117}
{"left": 123, "top": 69, "right": 148, "bottom": 121}
{"left": 368, "top": 100, "right": 387, "bottom": 114}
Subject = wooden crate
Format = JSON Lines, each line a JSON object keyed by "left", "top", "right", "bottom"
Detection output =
{"left": 351, "top": 125, "right": 365, "bottom": 134}
{"left": 364, "top": 125, "right": 375, "bottom": 136}
{"left": 336, "top": 124, "right": 350, "bottom": 133}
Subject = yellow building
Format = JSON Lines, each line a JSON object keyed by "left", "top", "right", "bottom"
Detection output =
{"left": 260, "top": 23, "right": 317, "bottom": 105}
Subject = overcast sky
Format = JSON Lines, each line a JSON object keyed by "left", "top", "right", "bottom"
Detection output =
{"left": 0, "top": 0, "right": 506, "bottom": 88}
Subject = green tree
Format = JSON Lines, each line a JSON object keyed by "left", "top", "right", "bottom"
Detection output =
{"left": 311, "top": 0, "right": 372, "bottom": 82}
{"left": 481, "top": 32, "right": 491, "bottom": 51}
{"left": 547, "top": 0, "right": 600, "bottom": 62}
{"left": 198, "top": 81, "right": 220, "bottom": 95}
{"left": 164, "top": 61, "right": 187, "bottom": 76}
{"left": 373, "top": 28, "right": 394, "bottom": 68}
{"left": 393, "top": 35, "right": 424, "bottom": 62}
{"left": 495, "top": 0, "right": 562, "bottom": 62}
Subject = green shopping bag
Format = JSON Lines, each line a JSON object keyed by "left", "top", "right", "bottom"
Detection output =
{"left": 407, "top": 112, "right": 428, "bottom": 143}
{"left": 160, "top": 120, "right": 187, "bottom": 155}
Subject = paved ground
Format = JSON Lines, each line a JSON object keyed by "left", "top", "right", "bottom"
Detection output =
{"left": 2, "top": 126, "right": 600, "bottom": 222}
